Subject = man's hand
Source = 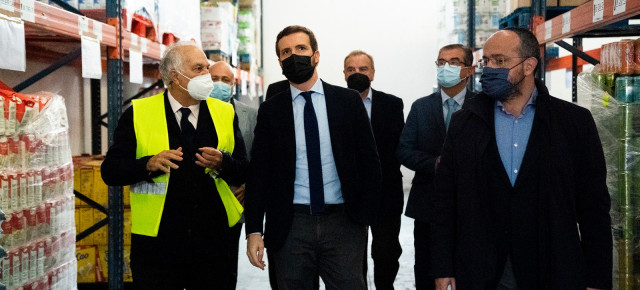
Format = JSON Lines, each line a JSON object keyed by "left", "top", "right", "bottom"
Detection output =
{"left": 146, "top": 148, "right": 183, "bottom": 173}
{"left": 436, "top": 278, "right": 456, "bottom": 290}
{"left": 195, "top": 147, "right": 223, "bottom": 169}
{"left": 247, "top": 234, "right": 266, "bottom": 270}
{"left": 233, "top": 184, "right": 245, "bottom": 204}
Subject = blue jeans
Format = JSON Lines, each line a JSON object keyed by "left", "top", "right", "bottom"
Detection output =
{"left": 273, "top": 205, "right": 368, "bottom": 290}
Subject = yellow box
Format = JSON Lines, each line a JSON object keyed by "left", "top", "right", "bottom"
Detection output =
{"left": 76, "top": 245, "right": 98, "bottom": 283}
{"left": 92, "top": 165, "right": 108, "bottom": 206}
{"left": 123, "top": 186, "right": 130, "bottom": 207}
{"left": 98, "top": 245, "right": 132, "bottom": 282}
{"left": 123, "top": 209, "right": 131, "bottom": 245}
{"left": 77, "top": 208, "right": 94, "bottom": 245}
{"left": 78, "top": 167, "right": 94, "bottom": 205}
{"left": 93, "top": 209, "right": 108, "bottom": 245}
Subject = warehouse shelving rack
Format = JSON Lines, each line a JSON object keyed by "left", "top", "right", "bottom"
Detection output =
{"left": 0, "top": 0, "right": 165, "bottom": 288}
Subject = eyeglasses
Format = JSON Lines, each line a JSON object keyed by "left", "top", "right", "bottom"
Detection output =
{"left": 478, "top": 56, "right": 529, "bottom": 69}
{"left": 435, "top": 59, "right": 465, "bottom": 67}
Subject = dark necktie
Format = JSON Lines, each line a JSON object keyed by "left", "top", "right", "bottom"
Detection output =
{"left": 179, "top": 107, "right": 196, "bottom": 150}
{"left": 300, "top": 91, "right": 325, "bottom": 214}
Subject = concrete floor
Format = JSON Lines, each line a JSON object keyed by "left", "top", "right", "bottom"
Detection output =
{"left": 237, "top": 167, "right": 417, "bottom": 290}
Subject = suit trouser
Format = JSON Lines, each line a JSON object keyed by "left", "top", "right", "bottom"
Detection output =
{"left": 414, "top": 220, "right": 435, "bottom": 290}
{"left": 224, "top": 222, "right": 243, "bottom": 290}
{"left": 364, "top": 214, "right": 402, "bottom": 290}
{"left": 267, "top": 250, "right": 320, "bottom": 290}
{"left": 273, "top": 205, "right": 367, "bottom": 290}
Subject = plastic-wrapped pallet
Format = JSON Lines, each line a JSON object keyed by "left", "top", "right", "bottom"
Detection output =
{"left": 201, "top": 5, "right": 235, "bottom": 55}
{"left": 579, "top": 72, "right": 640, "bottom": 290}
{"left": 0, "top": 90, "right": 77, "bottom": 290}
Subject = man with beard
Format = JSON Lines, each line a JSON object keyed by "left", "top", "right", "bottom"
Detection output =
{"left": 343, "top": 50, "right": 404, "bottom": 290}
{"left": 430, "top": 27, "right": 612, "bottom": 290}
{"left": 245, "top": 25, "right": 382, "bottom": 289}
{"left": 397, "top": 43, "right": 475, "bottom": 290}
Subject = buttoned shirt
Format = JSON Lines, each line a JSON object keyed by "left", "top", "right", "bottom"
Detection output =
{"left": 290, "top": 79, "right": 344, "bottom": 205}
{"left": 495, "top": 88, "right": 538, "bottom": 186}
{"left": 363, "top": 88, "right": 373, "bottom": 119}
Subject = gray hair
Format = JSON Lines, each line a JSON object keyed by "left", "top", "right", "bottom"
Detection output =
{"left": 159, "top": 41, "right": 201, "bottom": 87}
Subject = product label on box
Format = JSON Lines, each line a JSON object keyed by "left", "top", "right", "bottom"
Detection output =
{"left": 593, "top": 0, "right": 604, "bottom": 22}
{"left": 545, "top": 21, "right": 552, "bottom": 40}
{"left": 0, "top": 0, "right": 14, "bottom": 13}
{"left": 614, "top": 0, "right": 626, "bottom": 15}
{"left": 562, "top": 12, "right": 571, "bottom": 34}
{"left": 20, "top": 0, "right": 34, "bottom": 23}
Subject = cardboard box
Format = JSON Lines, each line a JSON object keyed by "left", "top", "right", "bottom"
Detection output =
{"left": 510, "top": 0, "right": 558, "bottom": 12}
{"left": 77, "top": 208, "right": 94, "bottom": 245}
{"left": 76, "top": 245, "right": 103, "bottom": 283}
{"left": 558, "top": 0, "right": 588, "bottom": 6}
{"left": 98, "top": 245, "right": 132, "bottom": 282}
{"left": 93, "top": 209, "right": 108, "bottom": 245}
{"left": 123, "top": 209, "right": 131, "bottom": 246}
{"left": 123, "top": 185, "right": 130, "bottom": 207}
{"left": 86, "top": 160, "right": 107, "bottom": 206}
{"left": 77, "top": 166, "right": 94, "bottom": 205}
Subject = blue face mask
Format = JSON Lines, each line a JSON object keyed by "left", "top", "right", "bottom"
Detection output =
{"left": 437, "top": 63, "right": 465, "bottom": 88}
{"left": 209, "top": 81, "right": 233, "bottom": 102}
{"left": 480, "top": 59, "right": 527, "bottom": 102}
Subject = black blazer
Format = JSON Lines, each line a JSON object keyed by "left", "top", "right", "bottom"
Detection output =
{"left": 101, "top": 91, "right": 248, "bottom": 263}
{"left": 264, "top": 79, "right": 289, "bottom": 100}
{"left": 397, "top": 89, "right": 475, "bottom": 222}
{"left": 431, "top": 80, "right": 612, "bottom": 289}
{"left": 370, "top": 89, "right": 405, "bottom": 218}
{"left": 245, "top": 80, "right": 383, "bottom": 251}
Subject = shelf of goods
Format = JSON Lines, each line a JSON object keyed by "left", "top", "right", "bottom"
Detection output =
{"left": 0, "top": 89, "right": 77, "bottom": 289}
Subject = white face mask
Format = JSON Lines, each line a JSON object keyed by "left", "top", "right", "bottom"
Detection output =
{"left": 175, "top": 70, "right": 214, "bottom": 100}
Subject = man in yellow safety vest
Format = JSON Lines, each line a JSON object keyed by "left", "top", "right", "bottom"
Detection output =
{"left": 101, "top": 41, "right": 248, "bottom": 289}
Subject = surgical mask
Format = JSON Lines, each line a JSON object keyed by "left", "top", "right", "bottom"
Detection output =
{"left": 479, "top": 60, "right": 526, "bottom": 102}
{"left": 176, "top": 70, "right": 214, "bottom": 101}
{"left": 209, "top": 81, "right": 233, "bottom": 102}
{"left": 281, "top": 54, "right": 315, "bottom": 84}
{"left": 437, "top": 63, "right": 466, "bottom": 88}
{"left": 346, "top": 73, "right": 371, "bottom": 93}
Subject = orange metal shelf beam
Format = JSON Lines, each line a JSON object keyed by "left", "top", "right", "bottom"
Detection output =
{"left": 545, "top": 48, "right": 601, "bottom": 71}
{"left": 6, "top": 0, "right": 163, "bottom": 60}
{"left": 535, "top": 0, "right": 640, "bottom": 44}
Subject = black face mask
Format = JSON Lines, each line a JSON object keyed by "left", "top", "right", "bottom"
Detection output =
{"left": 281, "top": 54, "right": 315, "bottom": 84}
{"left": 346, "top": 73, "right": 371, "bottom": 93}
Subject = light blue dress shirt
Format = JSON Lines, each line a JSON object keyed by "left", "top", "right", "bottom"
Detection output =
{"left": 495, "top": 88, "right": 538, "bottom": 186}
{"left": 441, "top": 87, "right": 467, "bottom": 120}
{"left": 363, "top": 88, "right": 372, "bottom": 119}
{"left": 290, "top": 79, "right": 344, "bottom": 205}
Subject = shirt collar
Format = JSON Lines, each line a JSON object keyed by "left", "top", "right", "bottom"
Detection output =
{"left": 364, "top": 87, "right": 373, "bottom": 102}
{"left": 167, "top": 90, "right": 200, "bottom": 116}
{"left": 441, "top": 87, "right": 467, "bottom": 106}
{"left": 290, "top": 78, "right": 325, "bottom": 101}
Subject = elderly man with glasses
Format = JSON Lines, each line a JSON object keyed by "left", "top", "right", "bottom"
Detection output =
{"left": 429, "top": 27, "right": 612, "bottom": 290}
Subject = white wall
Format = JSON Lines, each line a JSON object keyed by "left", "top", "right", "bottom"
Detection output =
{"left": 262, "top": 0, "right": 441, "bottom": 117}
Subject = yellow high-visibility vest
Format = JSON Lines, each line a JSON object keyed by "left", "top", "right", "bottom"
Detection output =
{"left": 130, "top": 92, "right": 243, "bottom": 237}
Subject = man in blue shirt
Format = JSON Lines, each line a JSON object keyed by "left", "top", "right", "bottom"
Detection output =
{"left": 245, "top": 25, "right": 382, "bottom": 290}
{"left": 430, "top": 27, "right": 612, "bottom": 290}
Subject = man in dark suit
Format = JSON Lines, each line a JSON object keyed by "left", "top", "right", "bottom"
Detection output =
{"left": 209, "top": 60, "right": 257, "bottom": 290}
{"left": 101, "top": 42, "right": 248, "bottom": 289}
{"left": 245, "top": 25, "right": 382, "bottom": 290}
{"left": 343, "top": 50, "right": 404, "bottom": 290}
{"left": 396, "top": 44, "right": 475, "bottom": 290}
{"left": 265, "top": 79, "right": 289, "bottom": 100}
{"left": 431, "top": 28, "right": 611, "bottom": 290}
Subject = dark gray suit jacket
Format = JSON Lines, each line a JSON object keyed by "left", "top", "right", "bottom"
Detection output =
{"left": 396, "top": 89, "right": 475, "bottom": 222}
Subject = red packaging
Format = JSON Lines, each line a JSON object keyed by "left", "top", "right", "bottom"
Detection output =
{"left": 0, "top": 136, "right": 8, "bottom": 164}
{"left": 8, "top": 136, "right": 19, "bottom": 166}
{"left": 620, "top": 40, "right": 635, "bottom": 75}
{"left": 36, "top": 241, "right": 44, "bottom": 277}
{"left": 10, "top": 249, "right": 21, "bottom": 287}
{"left": 12, "top": 211, "right": 24, "bottom": 246}
{"left": 1, "top": 214, "right": 13, "bottom": 248}
{"left": 20, "top": 246, "right": 29, "bottom": 285}
{"left": 18, "top": 172, "right": 27, "bottom": 209}
{"left": 635, "top": 38, "right": 640, "bottom": 73}
{"left": 24, "top": 207, "right": 37, "bottom": 241}
{"left": 28, "top": 243, "right": 36, "bottom": 282}
{"left": 36, "top": 205, "right": 46, "bottom": 232}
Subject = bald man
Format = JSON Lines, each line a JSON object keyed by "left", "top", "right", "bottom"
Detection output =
{"left": 209, "top": 61, "right": 258, "bottom": 289}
